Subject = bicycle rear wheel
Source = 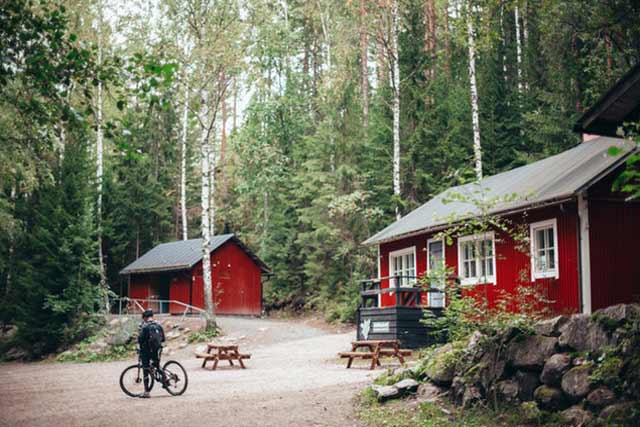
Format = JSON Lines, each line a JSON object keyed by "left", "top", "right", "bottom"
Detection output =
{"left": 162, "top": 360, "right": 188, "bottom": 396}
{"left": 120, "top": 364, "right": 153, "bottom": 397}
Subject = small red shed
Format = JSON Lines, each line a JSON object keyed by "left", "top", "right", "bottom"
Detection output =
{"left": 120, "top": 234, "right": 269, "bottom": 316}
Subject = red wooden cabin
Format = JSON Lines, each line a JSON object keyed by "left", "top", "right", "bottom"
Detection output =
{"left": 364, "top": 64, "right": 640, "bottom": 317}
{"left": 120, "top": 234, "right": 269, "bottom": 316}
{"left": 358, "top": 65, "right": 640, "bottom": 347}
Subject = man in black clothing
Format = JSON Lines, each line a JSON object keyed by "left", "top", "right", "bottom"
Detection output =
{"left": 138, "top": 309, "right": 165, "bottom": 398}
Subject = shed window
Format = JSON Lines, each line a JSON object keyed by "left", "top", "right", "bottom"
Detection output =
{"left": 389, "top": 247, "right": 416, "bottom": 287}
{"left": 530, "top": 219, "right": 559, "bottom": 279}
{"left": 457, "top": 232, "right": 496, "bottom": 285}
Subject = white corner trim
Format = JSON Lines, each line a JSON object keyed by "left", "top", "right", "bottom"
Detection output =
{"left": 457, "top": 231, "right": 497, "bottom": 286}
{"left": 529, "top": 218, "right": 560, "bottom": 281}
{"left": 578, "top": 193, "right": 592, "bottom": 314}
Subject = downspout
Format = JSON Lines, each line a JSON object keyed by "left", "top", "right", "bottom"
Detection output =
{"left": 577, "top": 192, "right": 592, "bottom": 314}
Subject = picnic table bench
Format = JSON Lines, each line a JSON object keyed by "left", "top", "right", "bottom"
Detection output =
{"left": 196, "top": 343, "right": 251, "bottom": 370}
{"left": 338, "top": 339, "right": 411, "bottom": 370}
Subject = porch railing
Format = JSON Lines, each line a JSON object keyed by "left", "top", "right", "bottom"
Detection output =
{"left": 110, "top": 297, "right": 208, "bottom": 322}
{"left": 359, "top": 275, "right": 460, "bottom": 309}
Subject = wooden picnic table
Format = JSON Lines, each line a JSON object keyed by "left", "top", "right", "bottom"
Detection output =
{"left": 339, "top": 339, "right": 411, "bottom": 370}
{"left": 196, "top": 343, "right": 251, "bottom": 370}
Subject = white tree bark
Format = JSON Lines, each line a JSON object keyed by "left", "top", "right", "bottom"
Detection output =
{"left": 96, "top": 0, "right": 106, "bottom": 294}
{"left": 208, "top": 132, "right": 216, "bottom": 238}
{"left": 361, "top": 0, "right": 369, "bottom": 129}
{"left": 199, "top": 89, "right": 216, "bottom": 327}
{"left": 514, "top": 5, "right": 523, "bottom": 94}
{"left": 391, "top": 0, "right": 401, "bottom": 219}
{"left": 467, "top": 5, "right": 483, "bottom": 181}
{"left": 180, "top": 77, "right": 189, "bottom": 240}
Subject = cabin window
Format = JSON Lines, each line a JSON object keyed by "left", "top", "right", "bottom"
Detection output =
{"left": 457, "top": 232, "right": 496, "bottom": 285}
{"left": 389, "top": 247, "right": 416, "bottom": 287}
{"left": 530, "top": 219, "right": 559, "bottom": 280}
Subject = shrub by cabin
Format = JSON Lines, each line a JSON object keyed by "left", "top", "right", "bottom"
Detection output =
{"left": 120, "top": 234, "right": 269, "bottom": 316}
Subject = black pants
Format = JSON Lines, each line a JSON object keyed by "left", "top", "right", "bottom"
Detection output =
{"left": 141, "top": 349, "right": 160, "bottom": 392}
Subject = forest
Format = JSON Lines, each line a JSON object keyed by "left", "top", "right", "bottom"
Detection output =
{"left": 1, "top": 0, "right": 640, "bottom": 357}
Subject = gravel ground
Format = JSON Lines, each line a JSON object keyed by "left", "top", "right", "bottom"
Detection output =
{"left": 0, "top": 316, "right": 384, "bottom": 427}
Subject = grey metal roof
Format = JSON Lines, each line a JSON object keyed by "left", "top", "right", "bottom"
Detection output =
{"left": 120, "top": 234, "right": 270, "bottom": 275}
{"left": 364, "top": 136, "right": 636, "bottom": 246}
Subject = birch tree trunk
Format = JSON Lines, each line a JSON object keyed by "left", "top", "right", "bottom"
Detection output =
{"left": 95, "top": 0, "right": 107, "bottom": 307}
{"left": 391, "top": 0, "right": 401, "bottom": 219}
{"left": 209, "top": 133, "right": 216, "bottom": 238}
{"left": 360, "top": 0, "right": 369, "bottom": 128}
{"left": 180, "top": 77, "right": 189, "bottom": 240}
{"left": 467, "top": 5, "right": 483, "bottom": 181}
{"left": 199, "top": 89, "right": 216, "bottom": 327}
{"left": 515, "top": 5, "right": 523, "bottom": 93}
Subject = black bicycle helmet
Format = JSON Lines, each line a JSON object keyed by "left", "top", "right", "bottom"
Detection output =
{"left": 142, "top": 309, "right": 154, "bottom": 319}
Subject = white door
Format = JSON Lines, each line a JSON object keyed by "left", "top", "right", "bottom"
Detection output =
{"left": 427, "top": 239, "right": 445, "bottom": 308}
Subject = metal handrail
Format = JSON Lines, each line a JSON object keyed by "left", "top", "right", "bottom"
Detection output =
{"left": 110, "top": 297, "right": 208, "bottom": 322}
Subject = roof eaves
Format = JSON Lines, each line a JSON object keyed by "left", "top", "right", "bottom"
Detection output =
{"left": 120, "top": 264, "right": 192, "bottom": 275}
{"left": 362, "top": 195, "right": 576, "bottom": 246}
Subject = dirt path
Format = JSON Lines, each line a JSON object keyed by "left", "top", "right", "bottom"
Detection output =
{"left": 0, "top": 317, "right": 383, "bottom": 427}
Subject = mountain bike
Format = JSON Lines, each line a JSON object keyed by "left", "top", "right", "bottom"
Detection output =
{"left": 119, "top": 348, "right": 188, "bottom": 397}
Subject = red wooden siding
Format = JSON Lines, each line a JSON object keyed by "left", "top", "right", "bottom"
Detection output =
{"left": 129, "top": 274, "right": 150, "bottom": 309}
{"left": 169, "top": 273, "right": 191, "bottom": 314}
{"left": 378, "top": 204, "right": 581, "bottom": 314}
{"left": 588, "top": 172, "right": 640, "bottom": 310}
{"left": 127, "top": 240, "right": 263, "bottom": 316}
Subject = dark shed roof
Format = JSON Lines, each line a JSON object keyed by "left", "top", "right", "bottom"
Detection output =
{"left": 120, "top": 234, "right": 270, "bottom": 275}
{"left": 364, "top": 136, "right": 636, "bottom": 246}
{"left": 574, "top": 63, "right": 640, "bottom": 136}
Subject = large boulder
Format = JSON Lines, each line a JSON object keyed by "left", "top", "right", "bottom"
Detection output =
{"left": 540, "top": 353, "right": 572, "bottom": 386}
{"left": 561, "top": 365, "right": 592, "bottom": 401}
{"left": 416, "top": 383, "right": 445, "bottom": 403}
{"left": 586, "top": 386, "right": 616, "bottom": 409}
{"left": 534, "top": 385, "right": 568, "bottom": 411}
{"left": 534, "top": 316, "right": 570, "bottom": 337}
{"left": 514, "top": 370, "right": 541, "bottom": 402}
{"left": 507, "top": 335, "right": 558, "bottom": 369}
{"left": 594, "top": 304, "right": 640, "bottom": 325}
{"left": 371, "top": 385, "right": 400, "bottom": 402}
{"left": 424, "top": 343, "right": 456, "bottom": 386}
{"left": 495, "top": 380, "right": 520, "bottom": 404}
{"left": 558, "top": 314, "right": 612, "bottom": 352}
{"left": 393, "top": 378, "right": 419, "bottom": 394}
{"left": 599, "top": 402, "right": 635, "bottom": 423}
{"left": 559, "top": 406, "right": 594, "bottom": 427}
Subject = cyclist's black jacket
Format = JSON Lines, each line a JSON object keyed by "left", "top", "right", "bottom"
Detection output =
{"left": 138, "top": 320, "right": 165, "bottom": 353}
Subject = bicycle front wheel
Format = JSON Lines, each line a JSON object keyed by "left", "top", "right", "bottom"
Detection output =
{"left": 162, "top": 360, "right": 188, "bottom": 396}
{"left": 120, "top": 364, "right": 153, "bottom": 397}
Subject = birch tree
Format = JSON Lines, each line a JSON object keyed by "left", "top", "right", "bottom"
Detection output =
{"left": 360, "top": 0, "right": 369, "bottom": 128}
{"left": 180, "top": 0, "right": 243, "bottom": 327}
{"left": 467, "top": 2, "right": 482, "bottom": 180}
{"left": 391, "top": 0, "right": 401, "bottom": 219}
{"left": 180, "top": 72, "right": 189, "bottom": 240}
{"left": 515, "top": 4, "right": 523, "bottom": 93}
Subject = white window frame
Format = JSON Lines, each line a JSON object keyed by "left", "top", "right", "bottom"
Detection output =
{"left": 389, "top": 246, "right": 417, "bottom": 288}
{"left": 530, "top": 218, "right": 560, "bottom": 280}
{"left": 426, "top": 237, "right": 446, "bottom": 307}
{"left": 457, "top": 232, "right": 497, "bottom": 286}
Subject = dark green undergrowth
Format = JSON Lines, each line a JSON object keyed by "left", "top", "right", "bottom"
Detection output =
{"left": 56, "top": 337, "right": 136, "bottom": 363}
{"left": 357, "top": 390, "right": 565, "bottom": 427}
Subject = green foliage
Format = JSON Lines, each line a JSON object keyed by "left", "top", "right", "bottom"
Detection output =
{"left": 56, "top": 337, "right": 136, "bottom": 363}
{"left": 187, "top": 326, "right": 220, "bottom": 344}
